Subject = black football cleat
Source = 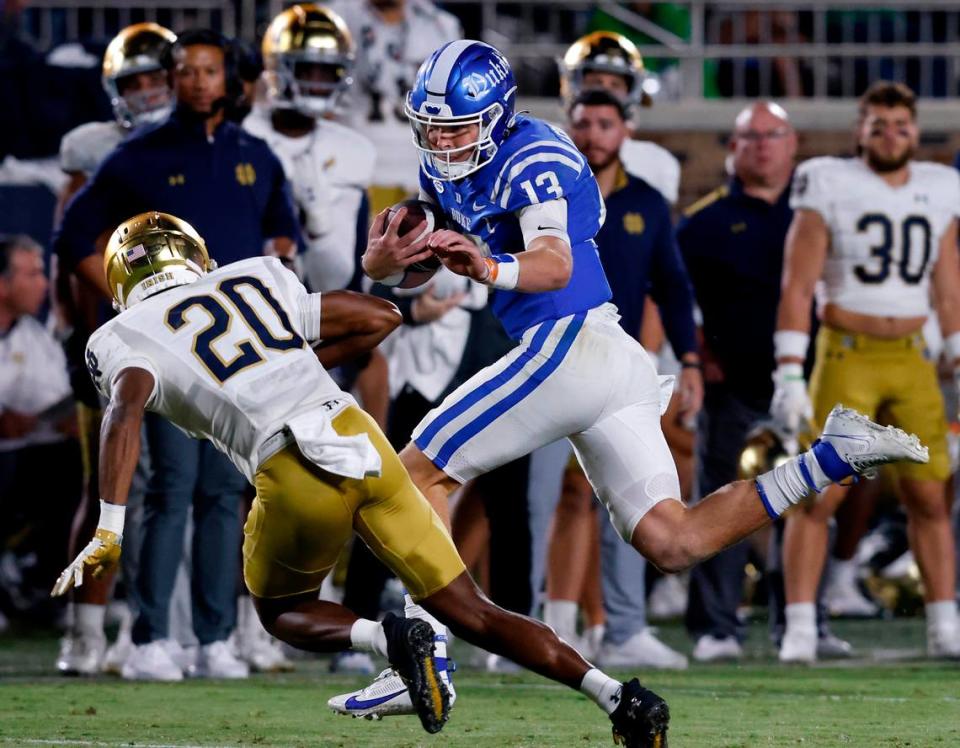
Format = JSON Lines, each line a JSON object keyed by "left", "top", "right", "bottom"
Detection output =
{"left": 381, "top": 612, "right": 450, "bottom": 734}
{"left": 610, "top": 678, "right": 670, "bottom": 748}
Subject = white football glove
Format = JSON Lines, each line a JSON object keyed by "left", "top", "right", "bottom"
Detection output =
{"left": 770, "top": 362, "right": 813, "bottom": 438}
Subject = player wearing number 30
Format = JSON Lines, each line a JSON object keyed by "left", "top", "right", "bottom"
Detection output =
{"left": 354, "top": 42, "right": 931, "bottom": 739}
{"left": 772, "top": 81, "right": 960, "bottom": 661}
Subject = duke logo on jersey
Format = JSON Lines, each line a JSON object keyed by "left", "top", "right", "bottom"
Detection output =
{"left": 406, "top": 40, "right": 611, "bottom": 339}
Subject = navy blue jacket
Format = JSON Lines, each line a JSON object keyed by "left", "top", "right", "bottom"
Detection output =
{"left": 676, "top": 177, "right": 793, "bottom": 406}
{"left": 596, "top": 167, "right": 697, "bottom": 355}
{"left": 55, "top": 106, "right": 299, "bottom": 271}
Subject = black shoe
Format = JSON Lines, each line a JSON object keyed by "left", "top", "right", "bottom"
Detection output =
{"left": 381, "top": 612, "right": 449, "bottom": 734}
{"left": 610, "top": 678, "right": 670, "bottom": 747}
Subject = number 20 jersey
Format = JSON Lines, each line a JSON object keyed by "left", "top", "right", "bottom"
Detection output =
{"left": 85, "top": 257, "right": 346, "bottom": 482}
{"left": 420, "top": 115, "right": 612, "bottom": 339}
{"left": 790, "top": 156, "right": 960, "bottom": 318}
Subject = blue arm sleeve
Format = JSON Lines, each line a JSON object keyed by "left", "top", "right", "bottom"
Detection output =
{"left": 648, "top": 200, "right": 698, "bottom": 357}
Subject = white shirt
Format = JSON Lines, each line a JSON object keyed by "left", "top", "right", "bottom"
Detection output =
{"left": 791, "top": 156, "right": 960, "bottom": 318}
{"left": 243, "top": 109, "right": 376, "bottom": 291}
{"left": 86, "top": 257, "right": 377, "bottom": 482}
{"left": 619, "top": 139, "right": 681, "bottom": 205}
{"left": 327, "top": 0, "right": 461, "bottom": 190}
{"left": 59, "top": 120, "right": 125, "bottom": 177}
{"left": 382, "top": 269, "right": 488, "bottom": 403}
{"left": 0, "top": 315, "right": 72, "bottom": 451}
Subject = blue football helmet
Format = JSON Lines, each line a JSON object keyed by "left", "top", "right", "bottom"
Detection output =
{"left": 405, "top": 40, "right": 517, "bottom": 181}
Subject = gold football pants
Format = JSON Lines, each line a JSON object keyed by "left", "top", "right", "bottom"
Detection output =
{"left": 809, "top": 325, "right": 949, "bottom": 481}
{"left": 243, "top": 406, "right": 465, "bottom": 601}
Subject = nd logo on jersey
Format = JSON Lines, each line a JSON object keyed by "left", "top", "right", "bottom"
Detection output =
{"left": 235, "top": 163, "right": 256, "bottom": 186}
{"left": 623, "top": 212, "right": 645, "bottom": 235}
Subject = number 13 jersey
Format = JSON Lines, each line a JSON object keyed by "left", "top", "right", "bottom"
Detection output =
{"left": 790, "top": 156, "right": 960, "bottom": 318}
{"left": 85, "top": 257, "right": 348, "bottom": 482}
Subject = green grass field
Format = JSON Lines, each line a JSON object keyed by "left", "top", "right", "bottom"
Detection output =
{"left": 2, "top": 620, "right": 958, "bottom": 748}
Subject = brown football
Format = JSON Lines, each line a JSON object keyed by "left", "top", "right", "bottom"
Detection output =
{"left": 383, "top": 199, "right": 446, "bottom": 272}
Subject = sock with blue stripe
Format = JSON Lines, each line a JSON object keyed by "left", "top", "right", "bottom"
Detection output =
{"left": 404, "top": 593, "right": 450, "bottom": 685}
{"left": 755, "top": 440, "right": 854, "bottom": 518}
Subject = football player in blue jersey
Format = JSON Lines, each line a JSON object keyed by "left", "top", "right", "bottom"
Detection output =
{"left": 345, "top": 39, "right": 930, "bottom": 736}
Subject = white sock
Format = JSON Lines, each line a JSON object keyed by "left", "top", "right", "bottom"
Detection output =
{"left": 580, "top": 667, "right": 623, "bottom": 715}
{"left": 784, "top": 602, "right": 817, "bottom": 634}
{"left": 543, "top": 600, "right": 578, "bottom": 638}
{"left": 404, "top": 593, "right": 448, "bottom": 667}
{"left": 74, "top": 603, "right": 106, "bottom": 639}
{"left": 755, "top": 449, "right": 833, "bottom": 518}
{"left": 350, "top": 618, "right": 388, "bottom": 657}
{"left": 829, "top": 558, "right": 857, "bottom": 588}
{"left": 925, "top": 600, "right": 958, "bottom": 633}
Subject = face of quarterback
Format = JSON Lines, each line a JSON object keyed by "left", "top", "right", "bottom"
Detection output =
{"left": 731, "top": 102, "right": 796, "bottom": 187}
{"left": 426, "top": 122, "right": 481, "bottom": 163}
{"left": 581, "top": 71, "right": 631, "bottom": 100}
{"left": 172, "top": 44, "right": 227, "bottom": 116}
{"left": 860, "top": 104, "right": 917, "bottom": 173}
{"left": 116, "top": 69, "right": 172, "bottom": 119}
{"left": 0, "top": 248, "right": 47, "bottom": 318}
{"left": 569, "top": 103, "right": 628, "bottom": 172}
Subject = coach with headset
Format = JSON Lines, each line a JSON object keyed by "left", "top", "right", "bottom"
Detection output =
{"left": 54, "top": 28, "right": 299, "bottom": 681}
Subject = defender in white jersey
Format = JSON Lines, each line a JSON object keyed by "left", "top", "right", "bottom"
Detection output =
{"left": 52, "top": 22, "right": 176, "bottom": 678}
{"left": 249, "top": 4, "right": 375, "bottom": 292}
{"left": 772, "top": 82, "right": 960, "bottom": 662}
{"left": 52, "top": 211, "right": 698, "bottom": 746}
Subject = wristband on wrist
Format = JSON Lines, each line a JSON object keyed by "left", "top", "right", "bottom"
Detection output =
{"left": 775, "top": 361, "right": 805, "bottom": 382}
{"left": 944, "top": 331, "right": 960, "bottom": 364}
{"left": 482, "top": 254, "right": 520, "bottom": 290}
{"left": 773, "top": 330, "right": 810, "bottom": 361}
{"left": 98, "top": 500, "right": 125, "bottom": 537}
{"left": 680, "top": 360, "right": 702, "bottom": 370}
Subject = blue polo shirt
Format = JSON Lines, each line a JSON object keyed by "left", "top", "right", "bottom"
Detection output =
{"left": 55, "top": 106, "right": 299, "bottom": 270}
{"left": 676, "top": 177, "right": 793, "bottom": 406}
{"left": 595, "top": 167, "right": 696, "bottom": 355}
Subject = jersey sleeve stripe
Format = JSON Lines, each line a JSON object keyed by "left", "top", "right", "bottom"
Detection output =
{"left": 490, "top": 139, "right": 584, "bottom": 202}
{"left": 497, "top": 153, "right": 584, "bottom": 209}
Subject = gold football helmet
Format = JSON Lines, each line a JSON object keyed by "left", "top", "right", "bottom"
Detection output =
{"left": 104, "top": 211, "right": 212, "bottom": 311}
{"left": 262, "top": 4, "right": 354, "bottom": 117}
{"left": 102, "top": 22, "right": 176, "bottom": 129}
{"left": 559, "top": 31, "right": 651, "bottom": 109}
{"left": 738, "top": 419, "right": 815, "bottom": 481}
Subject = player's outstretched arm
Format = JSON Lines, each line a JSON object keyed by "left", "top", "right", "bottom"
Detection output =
{"left": 51, "top": 367, "right": 153, "bottom": 596}
{"left": 313, "top": 290, "right": 402, "bottom": 369}
{"left": 770, "top": 208, "right": 828, "bottom": 436}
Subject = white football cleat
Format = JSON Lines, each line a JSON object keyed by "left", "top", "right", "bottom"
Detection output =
{"left": 647, "top": 574, "right": 688, "bottom": 621}
{"left": 823, "top": 575, "right": 879, "bottom": 618}
{"left": 121, "top": 641, "right": 183, "bottom": 681}
{"left": 191, "top": 640, "right": 249, "bottom": 679}
{"left": 692, "top": 635, "right": 742, "bottom": 663}
{"left": 56, "top": 633, "right": 106, "bottom": 676}
{"left": 927, "top": 625, "right": 960, "bottom": 659}
{"left": 328, "top": 667, "right": 457, "bottom": 719}
{"left": 778, "top": 627, "right": 817, "bottom": 664}
{"left": 330, "top": 651, "right": 376, "bottom": 675}
{"left": 101, "top": 629, "right": 133, "bottom": 675}
{"left": 817, "top": 406, "right": 928, "bottom": 479}
{"left": 817, "top": 630, "right": 854, "bottom": 658}
{"left": 596, "top": 629, "right": 688, "bottom": 670}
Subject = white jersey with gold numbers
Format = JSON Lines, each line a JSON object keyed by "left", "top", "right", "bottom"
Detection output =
{"left": 85, "top": 257, "right": 370, "bottom": 483}
{"left": 791, "top": 156, "right": 960, "bottom": 318}
{"left": 243, "top": 109, "right": 376, "bottom": 291}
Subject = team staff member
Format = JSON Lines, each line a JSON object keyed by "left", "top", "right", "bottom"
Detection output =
{"left": 677, "top": 101, "right": 797, "bottom": 662}
{"left": 53, "top": 28, "right": 300, "bottom": 681}
{"left": 550, "top": 88, "right": 699, "bottom": 670}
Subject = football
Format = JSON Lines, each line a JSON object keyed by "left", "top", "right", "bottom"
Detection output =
{"left": 383, "top": 198, "right": 446, "bottom": 272}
